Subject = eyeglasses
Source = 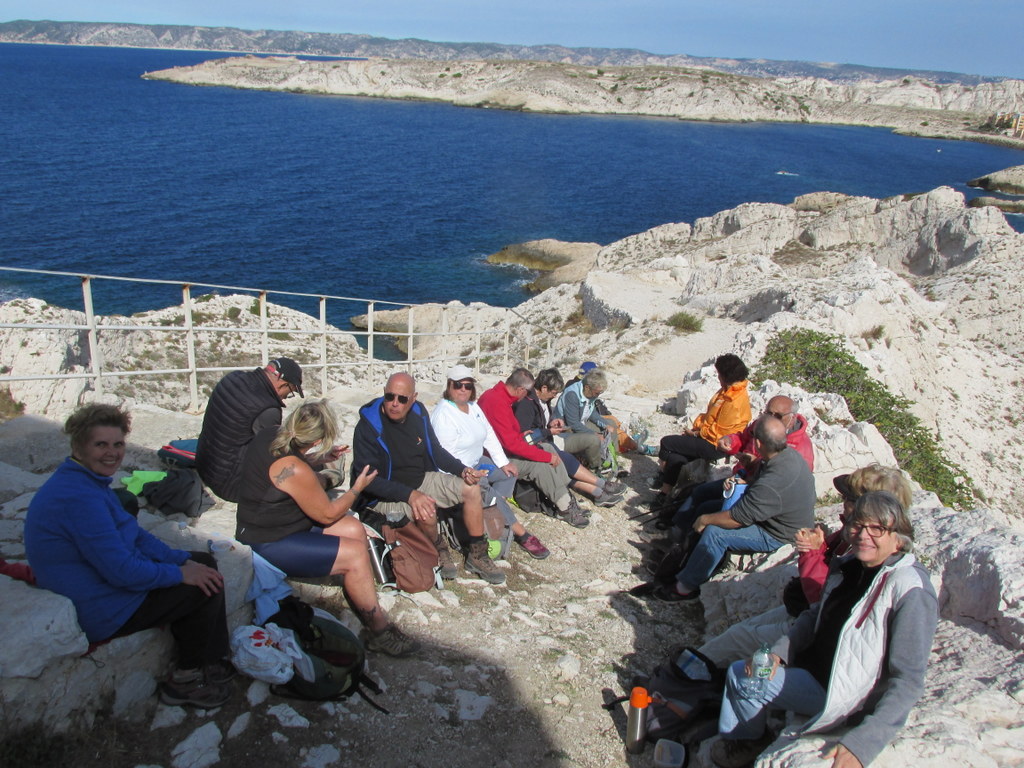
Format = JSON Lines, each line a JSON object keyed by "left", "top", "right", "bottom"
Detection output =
{"left": 845, "top": 522, "right": 893, "bottom": 539}
{"left": 765, "top": 410, "right": 791, "bottom": 420}
{"left": 275, "top": 374, "right": 297, "bottom": 398}
{"left": 451, "top": 381, "right": 474, "bottom": 391}
{"left": 384, "top": 392, "right": 410, "bottom": 404}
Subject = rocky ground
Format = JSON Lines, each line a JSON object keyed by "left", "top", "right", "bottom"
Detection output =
{"left": 8, "top": 410, "right": 716, "bottom": 768}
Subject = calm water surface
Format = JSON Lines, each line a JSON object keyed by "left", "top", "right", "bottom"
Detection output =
{"left": 1, "top": 43, "right": 1022, "bottom": 317}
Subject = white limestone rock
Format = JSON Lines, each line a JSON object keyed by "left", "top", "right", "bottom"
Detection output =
{"left": 0, "top": 575, "right": 89, "bottom": 677}
{"left": 454, "top": 688, "right": 494, "bottom": 721}
{"left": 170, "top": 722, "right": 222, "bottom": 768}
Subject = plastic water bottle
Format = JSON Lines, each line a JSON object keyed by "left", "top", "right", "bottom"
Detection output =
{"left": 624, "top": 685, "right": 652, "bottom": 754}
{"left": 738, "top": 643, "right": 773, "bottom": 697}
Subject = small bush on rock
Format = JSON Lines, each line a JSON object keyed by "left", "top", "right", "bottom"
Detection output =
{"left": 755, "top": 328, "right": 975, "bottom": 509}
{"left": 666, "top": 311, "right": 703, "bottom": 333}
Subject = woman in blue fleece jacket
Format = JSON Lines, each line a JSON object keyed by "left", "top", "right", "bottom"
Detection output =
{"left": 24, "top": 404, "right": 233, "bottom": 709}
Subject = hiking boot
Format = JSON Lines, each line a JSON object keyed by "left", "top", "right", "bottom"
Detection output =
{"left": 204, "top": 659, "right": 237, "bottom": 685}
{"left": 434, "top": 534, "right": 459, "bottom": 580}
{"left": 649, "top": 472, "right": 664, "bottom": 489}
{"left": 364, "top": 624, "right": 421, "bottom": 657}
{"left": 649, "top": 491, "right": 669, "bottom": 513}
{"left": 595, "top": 487, "right": 625, "bottom": 508}
{"left": 159, "top": 668, "right": 231, "bottom": 709}
{"left": 710, "top": 733, "right": 775, "bottom": 768}
{"left": 515, "top": 532, "right": 550, "bottom": 560}
{"left": 602, "top": 479, "right": 626, "bottom": 495}
{"left": 556, "top": 496, "right": 590, "bottom": 528}
{"left": 465, "top": 539, "right": 506, "bottom": 584}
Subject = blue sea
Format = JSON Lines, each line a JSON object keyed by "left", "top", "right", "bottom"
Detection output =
{"left": 2, "top": 42, "right": 1023, "bottom": 318}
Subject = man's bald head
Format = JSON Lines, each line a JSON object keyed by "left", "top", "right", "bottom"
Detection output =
{"left": 383, "top": 372, "right": 417, "bottom": 422}
{"left": 765, "top": 395, "right": 796, "bottom": 431}
{"left": 754, "top": 415, "right": 788, "bottom": 456}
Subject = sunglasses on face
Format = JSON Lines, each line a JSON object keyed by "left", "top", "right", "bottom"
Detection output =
{"left": 451, "top": 381, "right": 474, "bottom": 391}
{"left": 384, "top": 392, "right": 410, "bottom": 404}
{"left": 765, "top": 410, "right": 791, "bottom": 419}
{"left": 845, "top": 522, "right": 893, "bottom": 539}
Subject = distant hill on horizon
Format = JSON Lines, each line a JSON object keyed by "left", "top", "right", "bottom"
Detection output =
{"left": 0, "top": 18, "right": 1008, "bottom": 86}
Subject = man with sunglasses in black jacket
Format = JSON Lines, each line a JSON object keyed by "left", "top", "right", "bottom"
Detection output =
{"left": 351, "top": 372, "right": 504, "bottom": 585}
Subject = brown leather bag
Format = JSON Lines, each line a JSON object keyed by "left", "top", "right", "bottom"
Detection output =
{"left": 381, "top": 521, "right": 438, "bottom": 593}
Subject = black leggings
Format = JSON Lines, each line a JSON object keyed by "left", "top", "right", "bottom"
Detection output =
{"left": 658, "top": 434, "right": 725, "bottom": 485}
{"left": 113, "top": 551, "right": 229, "bottom": 669}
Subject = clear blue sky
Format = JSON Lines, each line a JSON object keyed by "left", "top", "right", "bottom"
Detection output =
{"left": 4, "top": 0, "right": 1021, "bottom": 79}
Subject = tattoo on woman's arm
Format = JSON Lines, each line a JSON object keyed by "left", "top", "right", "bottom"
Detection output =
{"left": 273, "top": 464, "right": 296, "bottom": 486}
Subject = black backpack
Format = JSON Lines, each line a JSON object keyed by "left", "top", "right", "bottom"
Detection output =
{"left": 604, "top": 646, "right": 724, "bottom": 747}
{"left": 141, "top": 468, "right": 206, "bottom": 518}
{"left": 511, "top": 480, "right": 560, "bottom": 518}
{"left": 266, "top": 597, "right": 386, "bottom": 711}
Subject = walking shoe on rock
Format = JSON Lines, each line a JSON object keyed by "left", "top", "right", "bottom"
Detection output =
{"left": 595, "top": 487, "right": 626, "bottom": 508}
{"left": 364, "top": 624, "right": 421, "bottom": 657}
{"left": 601, "top": 479, "right": 626, "bottom": 496}
{"left": 557, "top": 496, "right": 590, "bottom": 528}
{"left": 515, "top": 532, "right": 550, "bottom": 559}
{"left": 465, "top": 538, "right": 506, "bottom": 584}
{"left": 434, "top": 533, "right": 459, "bottom": 580}
{"left": 159, "top": 668, "right": 231, "bottom": 709}
{"left": 204, "top": 659, "right": 237, "bottom": 685}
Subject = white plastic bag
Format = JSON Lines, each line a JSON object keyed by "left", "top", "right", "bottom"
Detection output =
{"left": 229, "top": 623, "right": 305, "bottom": 684}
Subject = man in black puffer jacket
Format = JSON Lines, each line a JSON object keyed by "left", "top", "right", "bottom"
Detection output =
{"left": 196, "top": 358, "right": 303, "bottom": 502}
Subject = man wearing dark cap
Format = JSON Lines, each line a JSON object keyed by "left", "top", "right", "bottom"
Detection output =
{"left": 197, "top": 357, "right": 325, "bottom": 502}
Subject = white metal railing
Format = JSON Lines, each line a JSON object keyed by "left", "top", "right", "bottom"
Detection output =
{"left": 0, "top": 267, "right": 556, "bottom": 411}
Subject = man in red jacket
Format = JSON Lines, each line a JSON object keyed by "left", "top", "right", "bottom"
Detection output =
{"left": 674, "top": 396, "right": 814, "bottom": 529}
{"left": 478, "top": 368, "right": 589, "bottom": 528}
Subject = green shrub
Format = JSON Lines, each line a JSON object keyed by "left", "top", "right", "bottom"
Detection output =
{"left": 754, "top": 329, "right": 974, "bottom": 509}
{"left": 666, "top": 311, "right": 703, "bottom": 333}
{"left": 226, "top": 306, "right": 241, "bottom": 320}
{"left": 0, "top": 388, "right": 25, "bottom": 422}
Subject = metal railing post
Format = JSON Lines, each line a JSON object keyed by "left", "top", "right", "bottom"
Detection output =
{"left": 503, "top": 314, "right": 511, "bottom": 372}
{"left": 474, "top": 314, "right": 482, "bottom": 374}
{"left": 440, "top": 306, "right": 449, "bottom": 372}
{"left": 319, "top": 296, "right": 328, "bottom": 396}
{"left": 406, "top": 306, "right": 415, "bottom": 374}
{"left": 181, "top": 284, "right": 199, "bottom": 411}
{"left": 259, "top": 291, "right": 269, "bottom": 364}
{"left": 366, "top": 301, "right": 376, "bottom": 387}
{"left": 81, "top": 276, "right": 103, "bottom": 398}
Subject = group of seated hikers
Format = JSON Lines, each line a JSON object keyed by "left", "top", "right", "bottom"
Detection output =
{"left": 16, "top": 354, "right": 938, "bottom": 768}
{"left": 631, "top": 352, "right": 937, "bottom": 768}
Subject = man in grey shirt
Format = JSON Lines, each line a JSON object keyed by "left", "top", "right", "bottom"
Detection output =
{"left": 656, "top": 415, "right": 816, "bottom": 601}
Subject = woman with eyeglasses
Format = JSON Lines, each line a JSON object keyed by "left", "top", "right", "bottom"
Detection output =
{"left": 711, "top": 490, "right": 938, "bottom": 768}
{"left": 431, "top": 365, "right": 550, "bottom": 560}
{"left": 236, "top": 400, "right": 419, "bottom": 658}
{"left": 697, "top": 465, "right": 913, "bottom": 670}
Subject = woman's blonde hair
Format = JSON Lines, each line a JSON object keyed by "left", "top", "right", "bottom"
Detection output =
{"left": 270, "top": 400, "right": 339, "bottom": 462}
{"left": 847, "top": 464, "right": 912, "bottom": 510}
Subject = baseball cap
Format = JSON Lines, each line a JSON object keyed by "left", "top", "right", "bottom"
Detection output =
{"left": 579, "top": 361, "right": 598, "bottom": 375}
{"left": 447, "top": 364, "right": 475, "bottom": 381}
{"left": 271, "top": 357, "right": 304, "bottom": 397}
{"left": 832, "top": 473, "right": 855, "bottom": 502}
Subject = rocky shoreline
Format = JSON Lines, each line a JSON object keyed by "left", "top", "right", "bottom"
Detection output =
{"left": 142, "top": 55, "right": 1024, "bottom": 149}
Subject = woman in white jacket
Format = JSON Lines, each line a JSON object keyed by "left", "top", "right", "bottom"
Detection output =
{"left": 712, "top": 491, "right": 938, "bottom": 768}
{"left": 431, "top": 365, "right": 550, "bottom": 560}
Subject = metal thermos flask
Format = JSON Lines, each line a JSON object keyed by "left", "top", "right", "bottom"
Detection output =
{"left": 625, "top": 685, "right": 652, "bottom": 753}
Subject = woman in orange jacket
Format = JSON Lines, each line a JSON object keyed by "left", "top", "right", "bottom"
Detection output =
{"left": 653, "top": 354, "right": 752, "bottom": 510}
